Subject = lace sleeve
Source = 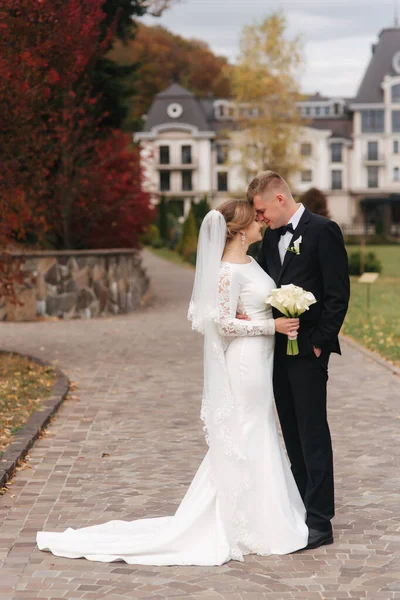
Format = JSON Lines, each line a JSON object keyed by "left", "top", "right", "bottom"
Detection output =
{"left": 217, "top": 263, "right": 275, "bottom": 337}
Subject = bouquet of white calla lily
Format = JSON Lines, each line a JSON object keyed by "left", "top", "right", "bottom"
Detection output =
{"left": 265, "top": 284, "right": 317, "bottom": 355}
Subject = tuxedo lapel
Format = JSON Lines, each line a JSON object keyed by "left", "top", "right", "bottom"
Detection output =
{"left": 278, "top": 208, "right": 311, "bottom": 283}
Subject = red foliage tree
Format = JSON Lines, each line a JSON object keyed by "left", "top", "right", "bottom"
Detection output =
{"left": 0, "top": 0, "right": 153, "bottom": 267}
{"left": 73, "top": 133, "right": 154, "bottom": 248}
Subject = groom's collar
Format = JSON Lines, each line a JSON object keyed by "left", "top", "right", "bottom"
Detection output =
{"left": 286, "top": 203, "right": 305, "bottom": 231}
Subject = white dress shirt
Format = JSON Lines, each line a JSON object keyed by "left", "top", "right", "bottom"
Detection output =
{"left": 278, "top": 204, "right": 305, "bottom": 264}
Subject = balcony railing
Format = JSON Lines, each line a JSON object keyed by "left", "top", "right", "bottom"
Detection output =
{"left": 155, "top": 161, "right": 197, "bottom": 170}
{"left": 363, "top": 154, "right": 385, "bottom": 164}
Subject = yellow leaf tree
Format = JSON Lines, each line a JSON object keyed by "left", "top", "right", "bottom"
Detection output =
{"left": 229, "top": 12, "right": 305, "bottom": 184}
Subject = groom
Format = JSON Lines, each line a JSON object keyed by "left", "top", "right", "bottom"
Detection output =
{"left": 247, "top": 171, "right": 350, "bottom": 550}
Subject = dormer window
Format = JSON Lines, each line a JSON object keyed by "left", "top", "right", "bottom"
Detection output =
{"left": 214, "top": 101, "right": 235, "bottom": 120}
{"left": 215, "top": 104, "right": 225, "bottom": 119}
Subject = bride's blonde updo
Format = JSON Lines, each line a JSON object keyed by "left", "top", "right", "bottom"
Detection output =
{"left": 216, "top": 199, "right": 255, "bottom": 242}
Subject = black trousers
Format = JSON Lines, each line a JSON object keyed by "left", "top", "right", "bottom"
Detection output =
{"left": 273, "top": 347, "right": 334, "bottom": 531}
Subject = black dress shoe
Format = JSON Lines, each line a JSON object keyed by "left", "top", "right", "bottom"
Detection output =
{"left": 305, "top": 527, "right": 333, "bottom": 550}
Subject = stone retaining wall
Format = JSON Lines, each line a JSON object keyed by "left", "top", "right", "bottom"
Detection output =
{"left": 1, "top": 249, "right": 149, "bottom": 321}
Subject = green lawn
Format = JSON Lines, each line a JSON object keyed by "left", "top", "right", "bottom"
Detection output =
{"left": 343, "top": 245, "right": 400, "bottom": 366}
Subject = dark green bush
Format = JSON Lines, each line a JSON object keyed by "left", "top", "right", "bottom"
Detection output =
{"left": 179, "top": 209, "right": 198, "bottom": 263}
{"left": 344, "top": 234, "right": 399, "bottom": 245}
{"left": 141, "top": 223, "right": 161, "bottom": 246}
{"left": 348, "top": 251, "right": 383, "bottom": 275}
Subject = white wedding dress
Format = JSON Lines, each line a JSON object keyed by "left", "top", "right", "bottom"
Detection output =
{"left": 37, "top": 256, "right": 308, "bottom": 565}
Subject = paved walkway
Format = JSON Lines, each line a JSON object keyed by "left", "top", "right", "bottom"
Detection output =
{"left": 1, "top": 251, "right": 400, "bottom": 600}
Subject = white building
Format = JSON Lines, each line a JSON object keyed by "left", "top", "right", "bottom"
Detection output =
{"left": 135, "top": 26, "right": 400, "bottom": 231}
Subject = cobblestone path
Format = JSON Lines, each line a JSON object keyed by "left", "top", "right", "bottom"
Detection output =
{"left": 0, "top": 251, "right": 400, "bottom": 600}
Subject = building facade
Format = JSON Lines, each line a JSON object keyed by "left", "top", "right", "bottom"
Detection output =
{"left": 135, "top": 27, "right": 400, "bottom": 230}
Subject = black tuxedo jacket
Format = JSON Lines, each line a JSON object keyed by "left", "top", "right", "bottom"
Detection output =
{"left": 258, "top": 208, "right": 350, "bottom": 356}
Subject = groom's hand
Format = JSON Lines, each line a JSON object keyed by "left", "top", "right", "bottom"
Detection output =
{"left": 313, "top": 346, "right": 322, "bottom": 358}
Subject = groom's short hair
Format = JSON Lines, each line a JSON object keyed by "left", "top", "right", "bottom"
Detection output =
{"left": 247, "top": 171, "right": 291, "bottom": 203}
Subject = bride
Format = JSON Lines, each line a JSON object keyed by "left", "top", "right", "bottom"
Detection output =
{"left": 37, "top": 199, "right": 308, "bottom": 565}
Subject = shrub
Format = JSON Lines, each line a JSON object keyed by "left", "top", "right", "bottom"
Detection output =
{"left": 348, "top": 251, "right": 383, "bottom": 276}
{"left": 158, "top": 195, "right": 169, "bottom": 244}
{"left": 192, "top": 195, "right": 211, "bottom": 231}
{"left": 141, "top": 223, "right": 160, "bottom": 246}
{"left": 179, "top": 209, "right": 198, "bottom": 264}
{"left": 344, "top": 234, "right": 400, "bottom": 245}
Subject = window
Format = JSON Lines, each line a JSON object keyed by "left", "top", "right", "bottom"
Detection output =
{"left": 305, "top": 107, "right": 311, "bottom": 116}
{"left": 159, "top": 145, "right": 170, "bottom": 165}
{"left": 215, "top": 104, "right": 224, "bottom": 119}
{"left": 216, "top": 144, "right": 228, "bottom": 165}
{"left": 392, "top": 110, "right": 400, "bottom": 132}
{"left": 367, "top": 166, "right": 379, "bottom": 188}
{"left": 367, "top": 141, "right": 378, "bottom": 160}
{"left": 300, "top": 143, "right": 312, "bottom": 156}
{"left": 324, "top": 106, "right": 330, "bottom": 115}
{"left": 391, "top": 84, "right": 400, "bottom": 103}
{"left": 394, "top": 140, "right": 399, "bottom": 154}
{"left": 331, "top": 170, "right": 342, "bottom": 190}
{"left": 301, "top": 170, "right": 312, "bottom": 183}
{"left": 217, "top": 172, "right": 228, "bottom": 192}
{"left": 181, "top": 145, "right": 192, "bottom": 164}
{"left": 159, "top": 171, "right": 170, "bottom": 191}
{"left": 331, "top": 142, "right": 343, "bottom": 163}
{"left": 394, "top": 167, "right": 400, "bottom": 181}
{"left": 334, "top": 103, "right": 341, "bottom": 115}
{"left": 361, "top": 110, "right": 384, "bottom": 133}
{"left": 315, "top": 106, "right": 320, "bottom": 116}
{"left": 181, "top": 171, "right": 192, "bottom": 191}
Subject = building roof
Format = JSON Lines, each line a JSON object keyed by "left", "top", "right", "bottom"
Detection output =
{"left": 354, "top": 27, "right": 400, "bottom": 104}
{"left": 303, "top": 92, "right": 331, "bottom": 102}
{"left": 157, "top": 83, "right": 194, "bottom": 98}
{"left": 310, "top": 117, "right": 353, "bottom": 139}
{"left": 144, "top": 84, "right": 211, "bottom": 132}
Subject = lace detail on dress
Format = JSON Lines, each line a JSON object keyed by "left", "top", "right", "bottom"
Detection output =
{"left": 217, "top": 263, "right": 275, "bottom": 337}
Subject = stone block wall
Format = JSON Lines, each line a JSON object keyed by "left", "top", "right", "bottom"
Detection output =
{"left": 1, "top": 250, "right": 149, "bottom": 322}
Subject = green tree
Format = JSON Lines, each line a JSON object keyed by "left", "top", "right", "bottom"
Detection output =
{"left": 300, "top": 187, "right": 331, "bottom": 218}
{"left": 158, "top": 195, "right": 169, "bottom": 243}
{"left": 94, "top": 1, "right": 178, "bottom": 131}
{"left": 192, "top": 195, "right": 210, "bottom": 231}
{"left": 230, "top": 11, "right": 305, "bottom": 184}
{"left": 179, "top": 208, "right": 198, "bottom": 264}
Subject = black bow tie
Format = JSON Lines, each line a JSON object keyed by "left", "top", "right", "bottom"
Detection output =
{"left": 280, "top": 223, "right": 294, "bottom": 236}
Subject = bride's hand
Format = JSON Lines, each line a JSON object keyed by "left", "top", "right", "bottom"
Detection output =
{"left": 274, "top": 318, "right": 299, "bottom": 336}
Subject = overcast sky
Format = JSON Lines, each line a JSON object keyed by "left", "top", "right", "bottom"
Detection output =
{"left": 141, "top": 0, "right": 400, "bottom": 98}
